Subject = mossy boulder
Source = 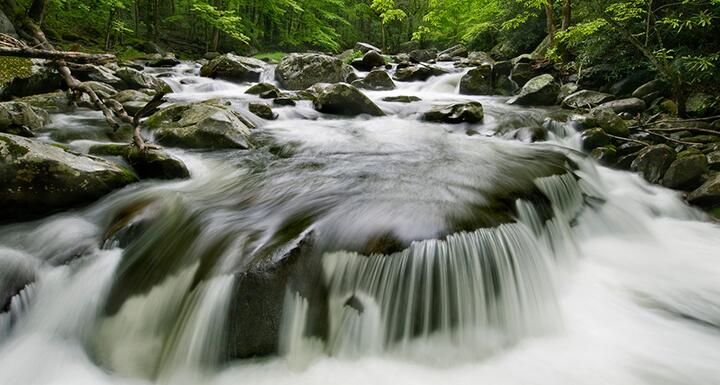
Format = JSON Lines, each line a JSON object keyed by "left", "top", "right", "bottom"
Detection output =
{"left": 144, "top": 100, "right": 254, "bottom": 149}
{"left": 394, "top": 66, "right": 436, "bottom": 82}
{"left": 581, "top": 128, "right": 611, "bottom": 151}
{"left": 351, "top": 50, "right": 386, "bottom": 71}
{"left": 0, "top": 101, "right": 49, "bottom": 136}
{"left": 688, "top": 173, "right": 720, "bottom": 208}
{"left": 631, "top": 144, "right": 676, "bottom": 184}
{"left": 200, "top": 54, "right": 266, "bottom": 83}
{"left": 508, "top": 74, "right": 560, "bottom": 106}
{"left": 685, "top": 93, "right": 719, "bottom": 118}
{"left": 313, "top": 83, "right": 385, "bottom": 117}
{"left": 245, "top": 83, "right": 280, "bottom": 96}
{"left": 249, "top": 103, "right": 277, "bottom": 120}
{"left": 459, "top": 64, "right": 494, "bottom": 95}
{"left": 0, "top": 133, "right": 137, "bottom": 222}
{"left": 124, "top": 147, "right": 190, "bottom": 180}
{"left": 352, "top": 70, "right": 396, "bottom": 91}
{"left": 0, "top": 60, "right": 65, "bottom": 99}
{"left": 275, "top": 53, "right": 351, "bottom": 90}
{"left": 422, "top": 102, "right": 484, "bottom": 124}
{"left": 585, "top": 108, "right": 629, "bottom": 137}
{"left": 662, "top": 154, "right": 708, "bottom": 190}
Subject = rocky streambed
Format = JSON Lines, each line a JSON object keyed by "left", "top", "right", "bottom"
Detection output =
{"left": 1, "top": 46, "right": 720, "bottom": 385}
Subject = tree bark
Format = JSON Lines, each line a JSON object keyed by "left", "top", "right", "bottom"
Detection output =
{"left": 561, "top": 0, "right": 571, "bottom": 30}
{"left": 0, "top": 46, "right": 116, "bottom": 63}
{"left": 545, "top": 0, "right": 556, "bottom": 43}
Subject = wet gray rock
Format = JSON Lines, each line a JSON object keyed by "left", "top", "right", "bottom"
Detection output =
{"left": 249, "top": 103, "right": 278, "bottom": 120}
{"left": 394, "top": 66, "right": 435, "bottom": 82}
{"left": 382, "top": 95, "right": 421, "bottom": 103}
{"left": 275, "top": 53, "right": 351, "bottom": 90}
{"left": 585, "top": 108, "right": 629, "bottom": 137}
{"left": 632, "top": 79, "right": 667, "bottom": 101}
{"left": 111, "top": 89, "right": 152, "bottom": 116}
{"left": 631, "top": 144, "right": 676, "bottom": 184}
{"left": 662, "top": 154, "right": 708, "bottom": 190}
{"left": 144, "top": 100, "right": 254, "bottom": 149}
{"left": 509, "top": 62, "right": 536, "bottom": 87}
{"left": 115, "top": 67, "right": 169, "bottom": 92}
{"left": 0, "top": 101, "right": 49, "bottom": 137}
{"left": 459, "top": 64, "right": 493, "bottom": 95}
{"left": 562, "top": 90, "right": 615, "bottom": 109}
{"left": 124, "top": 146, "right": 190, "bottom": 180}
{"left": 199, "top": 54, "right": 266, "bottom": 83}
{"left": 245, "top": 83, "right": 280, "bottom": 97}
{"left": 0, "top": 133, "right": 137, "bottom": 222}
{"left": 595, "top": 98, "right": 647, "bottom": 114}
{"left": 687, "top": 173, "right": 720, "bottom": 208}
{"left": 351, "top": 50, "right": 386, "bottom": 71}
{"left": 507, "top": 74, "right": 559, "bottom": 106}
{"left": 313, "top": 83, "right": 385, "bottom": 117}
{"left": 352, "top": 70, "right": 396, "bottom": 91}
{"left": 591, "top": 145, "right": 618, "bottom": 165}
{"left": 0, "top": 9, "right": 18, "bottom": 37}
{"left": 422, "top": 102, "right": 484, "bottom": 124}
{"left": 409, "top": 49, "right": 438, "bottom": 63}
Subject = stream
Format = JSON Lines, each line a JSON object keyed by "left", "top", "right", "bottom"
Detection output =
{"left": 1, "top": 62, "right": 720, "bottom": 385}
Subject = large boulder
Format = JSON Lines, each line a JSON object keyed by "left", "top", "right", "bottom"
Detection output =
{"left": 199, "top": 54, "right": 266, "bottom": 83}
{"left": 0, "top": 60, "right": 65, "bottom": 99}
{"left": 509, "top": 62, "right": 536, "bottom": 87}
{"left": 352, "top": 70, "right": 396, "bottom": 91}
{"left": 632, "top": 79, "right": 667, "bottom": 102}
{"left": 111, "top": 89, "right": 153, "bottom": 116}
{"left": 351, "top": 50, "right": 386, "bottom": 71}
{"left": 585, "top": 108, "right": 629, "bottom": 137}
{"left": 562, "top": 90, "right": 615, "bottom": 109}
{"left": 124, "top": 147, "right": 190, "bottom": 180}
{"left": 0, "top": 101, "right": 49, "bottom": 136}
{"left": 631, "top": 144, "right": 676, "bottom": 184}
{"left": 687, "top": 173, "right": 720, "bottom": 208}
{"left": 595, "top": 98, "right": 647, "bottom": 114}
{"left": 409, "top": 49, "right": 438, "bottom": 63}
{"left": 581, "top": 128, "right": 611, "bottom": 151}
{"left": 422, "top": 102, "right": 484, "bottom": 124}
{"left": 662, "top": 154, "right": 708, "bottom": 190}
{"left": 312, "top": 83, "right": 385, "bottom": 117}
{"left": 395, "top": 66, "right": 432, "bottom": 82}
{"left": 0, "top": 9, "right": 17, "bottom": 37}
{"left": 685, "top": 93, "right": 719, "bottom": 118}
{"left": 275, "top": 53, "right": 351, "bottom": 90}
{"left": 68, "top": 63, "right": 124, "bottom": 88}
{"left": 459, "top": 65, "right": 493, "bottom": 95}
{"left": 144, "top": 100, "right": 254, "bottom": 149}
{"left": 0, "top": 133, "right": 137, "bottom": 222}
{"left": 115, "top": 67, "right": 169, "bottom": 92}
{"left": 508, "top": 74, "right": 560, "bottom": 106}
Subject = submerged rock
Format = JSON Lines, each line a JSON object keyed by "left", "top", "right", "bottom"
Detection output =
{"left": 459, "top": 65, "right": 493, "bottom": 95}
{"left": 631, "top": 144, "right": 676, "bottom": 184}
{"left": 144, "top": 100, "right": 254, "bottom": 149}
{"left": 313, "top": 83, "right": 385, "bottom": 117}
{"left": 352, "top": 70, "right": 396, "bottom": 91}
{"left": 199, "top": 54, "right": 266, "bottom": 83}
{"left": 0, "top": 133, "right": 137, "bottom": 222}
{"left": 422, "top": 102, "right": 484, "bottom": 124}
{"left": 507, "top": 74, "right": 559, "bottom": 106}
{"left": 382, "top": 95, "right": 421, "bottom": 103}
{"left": 115, "top": 67, "right": 169, "bottom": 92}
{"left": 581, "top": 128, "right": 610, "bottom": 151}
{"left": 275, "top": 53, "right": 351, "bottom": 90}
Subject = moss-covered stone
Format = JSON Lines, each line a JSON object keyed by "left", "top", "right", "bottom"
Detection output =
{"left": 0, "top": 133, "right": 137, "bottom": 222}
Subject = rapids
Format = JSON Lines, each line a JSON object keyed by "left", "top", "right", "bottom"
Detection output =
{"left": 1, "top": 62, "right": 719, "bottom": 385}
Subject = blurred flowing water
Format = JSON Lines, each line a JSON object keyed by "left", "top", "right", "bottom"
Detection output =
{"left": 1, "top": 62, "right": 720, "bottom": 385}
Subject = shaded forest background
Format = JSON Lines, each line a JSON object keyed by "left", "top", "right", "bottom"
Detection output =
{"left": 1, "top": 0, "right": 719, "bottom": 92}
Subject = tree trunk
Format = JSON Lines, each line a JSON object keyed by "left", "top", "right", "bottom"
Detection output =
{"left": 104, "top": 7, "right": 117, "bottom": 51}
{"left": 27, "top": 0, "right": 48, "bottom": 25}
{"left": 0, "top": 46, "right": 116, "bottom": 63}
{"left": 545, "top": 0, "right": 556, "bottom": 43}
{"left": 561, "top": 0, "right": 571, "bottom": 30}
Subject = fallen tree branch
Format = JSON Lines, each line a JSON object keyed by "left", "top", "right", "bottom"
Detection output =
{"left": 0, "top": 46, "right": 116, "bottom": 63}
{"left": 606, "top": 133, "right": 649, "bottom": 146}
{"left": 639, "top": 128, "right": 703, "bottom": 146}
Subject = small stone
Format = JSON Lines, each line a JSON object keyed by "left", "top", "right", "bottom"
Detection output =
{"left": 249, "top": 103, "right": 278, "bottom": 120}
{"left": 423, "top": 102, "right": 484, "bottom": 124}
{"left": 382, "top": 96, "right": 421, "bottom": 103}
{"left": 662, "top": 154, "right": 708, "bottom": 190}
{"left": 581, "top": 128, "right": 610, "bottom": 151}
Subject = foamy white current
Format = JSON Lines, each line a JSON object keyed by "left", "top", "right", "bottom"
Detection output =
{"left": 0, "top": 61, "right": 719, "bottom": 385}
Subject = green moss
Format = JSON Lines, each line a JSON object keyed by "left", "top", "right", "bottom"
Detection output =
{"left": 0, "top": 56, "right": 33, "bottom": 85}
{"left": 253, "top": 52, "right": 287, "bottom": 63}
{"left": 344, "top": 50, "right": 364, "bottom": 64}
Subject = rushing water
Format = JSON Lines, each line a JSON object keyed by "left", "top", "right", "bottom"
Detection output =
{"left": 1, "top": 61, "right": 720, "bottom": 385}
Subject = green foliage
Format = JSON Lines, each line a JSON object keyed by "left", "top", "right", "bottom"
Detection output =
{"left": 191, "top": 1, "right": 249, "bottom": 43}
